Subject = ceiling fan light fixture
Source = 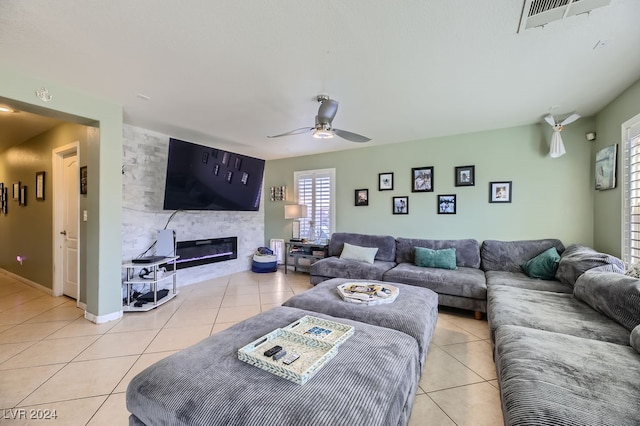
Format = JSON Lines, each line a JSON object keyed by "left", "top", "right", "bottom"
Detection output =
{"left": 313, "top": 128, "right": 334, "bottom": 139}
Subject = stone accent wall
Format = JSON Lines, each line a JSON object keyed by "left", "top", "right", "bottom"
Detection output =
{"left": 122, "top": 125, "right": 264, "bottom": 286}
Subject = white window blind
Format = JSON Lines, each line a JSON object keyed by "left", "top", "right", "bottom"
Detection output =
{"left": 294, "top": 168, "right": 335, "bottom": 242}
{"left": 622, "top": 113, "right": 640, "bottom": 264}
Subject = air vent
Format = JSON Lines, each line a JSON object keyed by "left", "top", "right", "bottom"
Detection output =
{"left": 518, "top": 0, "right": 611, "bottom": 32}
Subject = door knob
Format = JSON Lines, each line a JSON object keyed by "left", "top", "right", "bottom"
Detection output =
{"left": 60, "top": 230, "right": 67, "bottom": 235}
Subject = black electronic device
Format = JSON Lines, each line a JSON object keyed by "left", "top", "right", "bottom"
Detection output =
{"left": 137, "top": 289, "right": 169, "bottom": 302}
{"left": 263, "top": 345, "right": 283, "bottom": 357}
{"left": 163, "top": 138, "right": 265, "bottom": 211}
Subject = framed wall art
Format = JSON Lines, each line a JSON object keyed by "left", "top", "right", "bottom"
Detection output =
{"left": 411, "top": 166, "right": 433, "bottom": 192}
{"left": 80, "top": 166, "right": 88, "bottom": 194}
{"left": 13, "top": 182, "right": 20, "bottom": 200}
{"left": 438, "top": 194, "right": 456, "bottom": 214}
{"left": 489, "top": 181, "right": 512, "bottom": 203}
{"left": 19, "top": 185, "right": 27, "bottom": 206}
{"left": 595, "top": 144, "right": 617, "bottom": 190}
{"left": 393, "top": 196, "right": 408, "bottom": 214}
{"left": 379, "top": 172, "right": 394, "bottom": 191}
{"left": 355, "top": 189, "right": 369, "bottom": 206}
{"left": 36, "top": 171, "right": 45, "bottom": 200}
{"left": 455, "top": 165, "right": 475, "bottom": 187}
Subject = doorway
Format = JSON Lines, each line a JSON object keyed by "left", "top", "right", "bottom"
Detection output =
{"left": 52, "top": 142, "right": 80, "bottom": 301}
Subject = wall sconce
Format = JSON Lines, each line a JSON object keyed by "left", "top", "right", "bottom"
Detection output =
{"left": 586, "top": 132, "right": 596, "bottom": 141}
{"left": 270, "top": 186, "right": 286, "bottom": 201}
{"left": 16, "top": 255, "right": 24, "bottom": 265}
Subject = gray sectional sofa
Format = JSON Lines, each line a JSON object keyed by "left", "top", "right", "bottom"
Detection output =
{"left": 485, "top": 240, "right": 640, "bottom": 425}
{"left": 311, "top": 233, "right": 640, "bottom": 424}
{"left": 311, "top": 233, "right": 486, "bottom": 318}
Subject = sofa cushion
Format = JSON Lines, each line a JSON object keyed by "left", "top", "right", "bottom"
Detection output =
{"left": 414, "top": 247, "right": 457, "bottom": 270}
{"left": 383, "top": 263, "right": 486, "bottom": 300}
{"left": 487, "top": 285, "right": 631, "bottom": 345}
{"left": 495, "top": 325, "right": 640, "bottom": 426}
{"left": 339, "top": 242, "right": 378, "bottom": 264}
{"left": 555, "top": 244, "right": 625, "bottom": 287}
{"left": 328, "top": 233, "right": 396, "bottom": 262}
{"left": 573, "top": 270, "right": 640, "bottom": 331}
{"left": 310, "top": 257, "right": 396, "bottom": 282}
{"left": 520, "top": 247, "right": 561, "bottom": 280}
{"left": 480, "top": 239, "right": 564, "bottom": 273}
{"left": 632, "top": 325, "right": 640, "bottom": 354}
{"left": 485, "top": 271, "right": 572, "bottom": 293}
{"left": 395, "top": 238, "right": 480, "bottom": 268}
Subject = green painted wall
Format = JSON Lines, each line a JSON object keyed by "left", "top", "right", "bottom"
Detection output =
{"left": 265, "top": 121, "right": 595, "bottom": 247}
{"left": 0, "top": 123, "right": 89, "bottom": 292}
{"left": 593, "top": 77, "right": 640, "bottom": 258}
{"left": 0, "top": 67, "right": 123, "bottom": 319}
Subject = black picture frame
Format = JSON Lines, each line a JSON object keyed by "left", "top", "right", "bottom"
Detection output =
{"left": 13, "top": 182, "right": 20, "bottom": 200}
{"left": 19, "top": 185, "right": 27, "bottom": 206}
{"left": 355, "top": 189, "right": 369, "bottom": 206}
{"left": 489, "top": 181, "right": 512, "bottom": 203}
{"left": 438, "top": 194, "right": 456, "bottom": 214}
{"left": 455, "top": 165, "right": 475, "bottom": 187}
{"left": 411, "top": 166, "right": 433, "bottom": 192}
{"left": 392, "top": 196, "right": 409, "bottom": 214}
{"left": 36, "top": 171, "right": 45, "bottom": 200}
{"left": 379, "top": 172, "right": 394, "bottom": 191}
{"left": 2, "top": 188, "right": 6, "bottom": 214}
{"left": 80, "top": 166, "right": 88, "bottom": 195}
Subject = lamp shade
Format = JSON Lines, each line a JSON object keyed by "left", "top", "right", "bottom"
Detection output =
{"left": 284, "top": 204, "right": 308, "bottom": 219}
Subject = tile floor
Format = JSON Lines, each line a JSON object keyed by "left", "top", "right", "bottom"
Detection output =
{"left": 0, "top": 269, "right": 503, "bottom": 425}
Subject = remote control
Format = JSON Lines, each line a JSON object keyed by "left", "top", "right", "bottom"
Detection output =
{"left": 263, "top": 345, "right": 282, "bottom": 357}
{"left": 273, "top": 350, "right": 287, "bottom": 361}
{"left": 282, "top": 353, "right": 300, "bottom": 365}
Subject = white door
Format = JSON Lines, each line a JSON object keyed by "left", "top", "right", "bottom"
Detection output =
{"left": 62, "top": 154, "right": 79, "bottom": 299}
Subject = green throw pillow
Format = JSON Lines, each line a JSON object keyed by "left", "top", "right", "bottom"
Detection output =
{"left": 339, "top": 242, "right": 378, "bottom": 264}
{"left": 414, "top": 247, "right": 457, "bottom": 270}
{"left": 521, "top": 247, "right": 561, "bottom": 280}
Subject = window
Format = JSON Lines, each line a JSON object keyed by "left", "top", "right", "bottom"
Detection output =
{"left": 294, "top": 168, "right": 335, "bottom": 242}
{"left": 622, "top": 113, "right": 640, "bottom": 263}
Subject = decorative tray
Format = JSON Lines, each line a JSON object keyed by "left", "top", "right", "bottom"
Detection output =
{"left": 337, "top": 282, "right": 399, "bottom": 305}
{"left": 282, "top": 315, "right": 354, "bottom": 347}
{"left": 238, "top": 328, "right": 338, "bottom": 385}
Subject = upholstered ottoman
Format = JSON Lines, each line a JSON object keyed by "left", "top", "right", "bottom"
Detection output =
{"left": 127, "top": 306, "right": 420, "bottom": 426}
{"left": 283, "top": 277, "right": 438, "bottom": 370}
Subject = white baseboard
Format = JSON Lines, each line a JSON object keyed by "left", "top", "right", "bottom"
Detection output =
{"left": 0, "top": 268, "right": 52, "bottom": 295}
{"left": 84, "top": 309, "right": 123, "bottom": 324}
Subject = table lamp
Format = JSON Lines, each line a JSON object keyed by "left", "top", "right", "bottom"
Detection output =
{"left": 284, "top": 204, "right": 308, "bottom": 241}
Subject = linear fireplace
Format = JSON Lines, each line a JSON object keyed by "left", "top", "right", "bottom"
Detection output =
{"left": 173, "top": 236, "right": 238, "bottom": 270}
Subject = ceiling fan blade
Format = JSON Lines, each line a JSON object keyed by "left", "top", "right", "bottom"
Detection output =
{"left": 544, "top": 115, "right": 556, "bottom": 127}
{"left": 333, "top": 128, "right": 371, "bottom": 143}
{"left": 267, "top": 127, "right": 313, "bottom": 138}
{"left": 549, "top": 131, "right": 566, "bottom": 158}
{"left": 561, "top": 113, "right": 581, "bottom": 126}
{"left": 317, "top": 99, "right": 339, "bottom": 124}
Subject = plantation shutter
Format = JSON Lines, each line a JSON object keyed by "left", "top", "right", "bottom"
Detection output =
{"left": 294, "top": 168, "right": 335, "bottom": 242}
{"left": 623, "top": 115, "right": 640, "bottom": 263}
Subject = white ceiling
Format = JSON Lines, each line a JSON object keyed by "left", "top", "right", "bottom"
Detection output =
{"left": 1, "top": 0, "right": 639, "bottom": 160}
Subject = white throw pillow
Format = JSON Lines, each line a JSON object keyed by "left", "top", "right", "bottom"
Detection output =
{"left": 339, "top": 242, "right": 378, "bottom": 264}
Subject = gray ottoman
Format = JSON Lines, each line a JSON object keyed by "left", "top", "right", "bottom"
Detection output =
{"left": 283, "top": 278, "right": 438, "bottom": 370}
{"left": 127, "top": 306, "right": 420, "bottom": 426}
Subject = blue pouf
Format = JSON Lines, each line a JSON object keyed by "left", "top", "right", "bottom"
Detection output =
{"left": 252, "top": 254, "right": 277, "bottom": 273}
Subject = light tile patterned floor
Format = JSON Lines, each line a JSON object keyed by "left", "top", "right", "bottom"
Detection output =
{"left": 0, "top": 269, "right": 503, "bottom": 425}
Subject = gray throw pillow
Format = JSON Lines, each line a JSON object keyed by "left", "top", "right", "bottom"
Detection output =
{"left": 574, "top": 270, "right": 640, "bottom": 331}
{"left": 631, "top": 325, "right": 640, "bottom": 354}
{"left": 555, "top": 244, "right": 625, "bottom": 287}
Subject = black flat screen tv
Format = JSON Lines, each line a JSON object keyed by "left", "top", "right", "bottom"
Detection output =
{"left": 163, "top": 138, "right": 265, "bottom": 211}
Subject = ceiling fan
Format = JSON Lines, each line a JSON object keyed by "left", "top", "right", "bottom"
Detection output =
{"left": 544, "top": 113, "right": 581, "bottom": 158}
{"left": 267, "top": 95, "right": 371, "bottom": 143}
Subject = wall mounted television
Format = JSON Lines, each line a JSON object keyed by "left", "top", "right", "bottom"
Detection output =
{"left": 163, "top": 138, "right": 265, "bottom": 211}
